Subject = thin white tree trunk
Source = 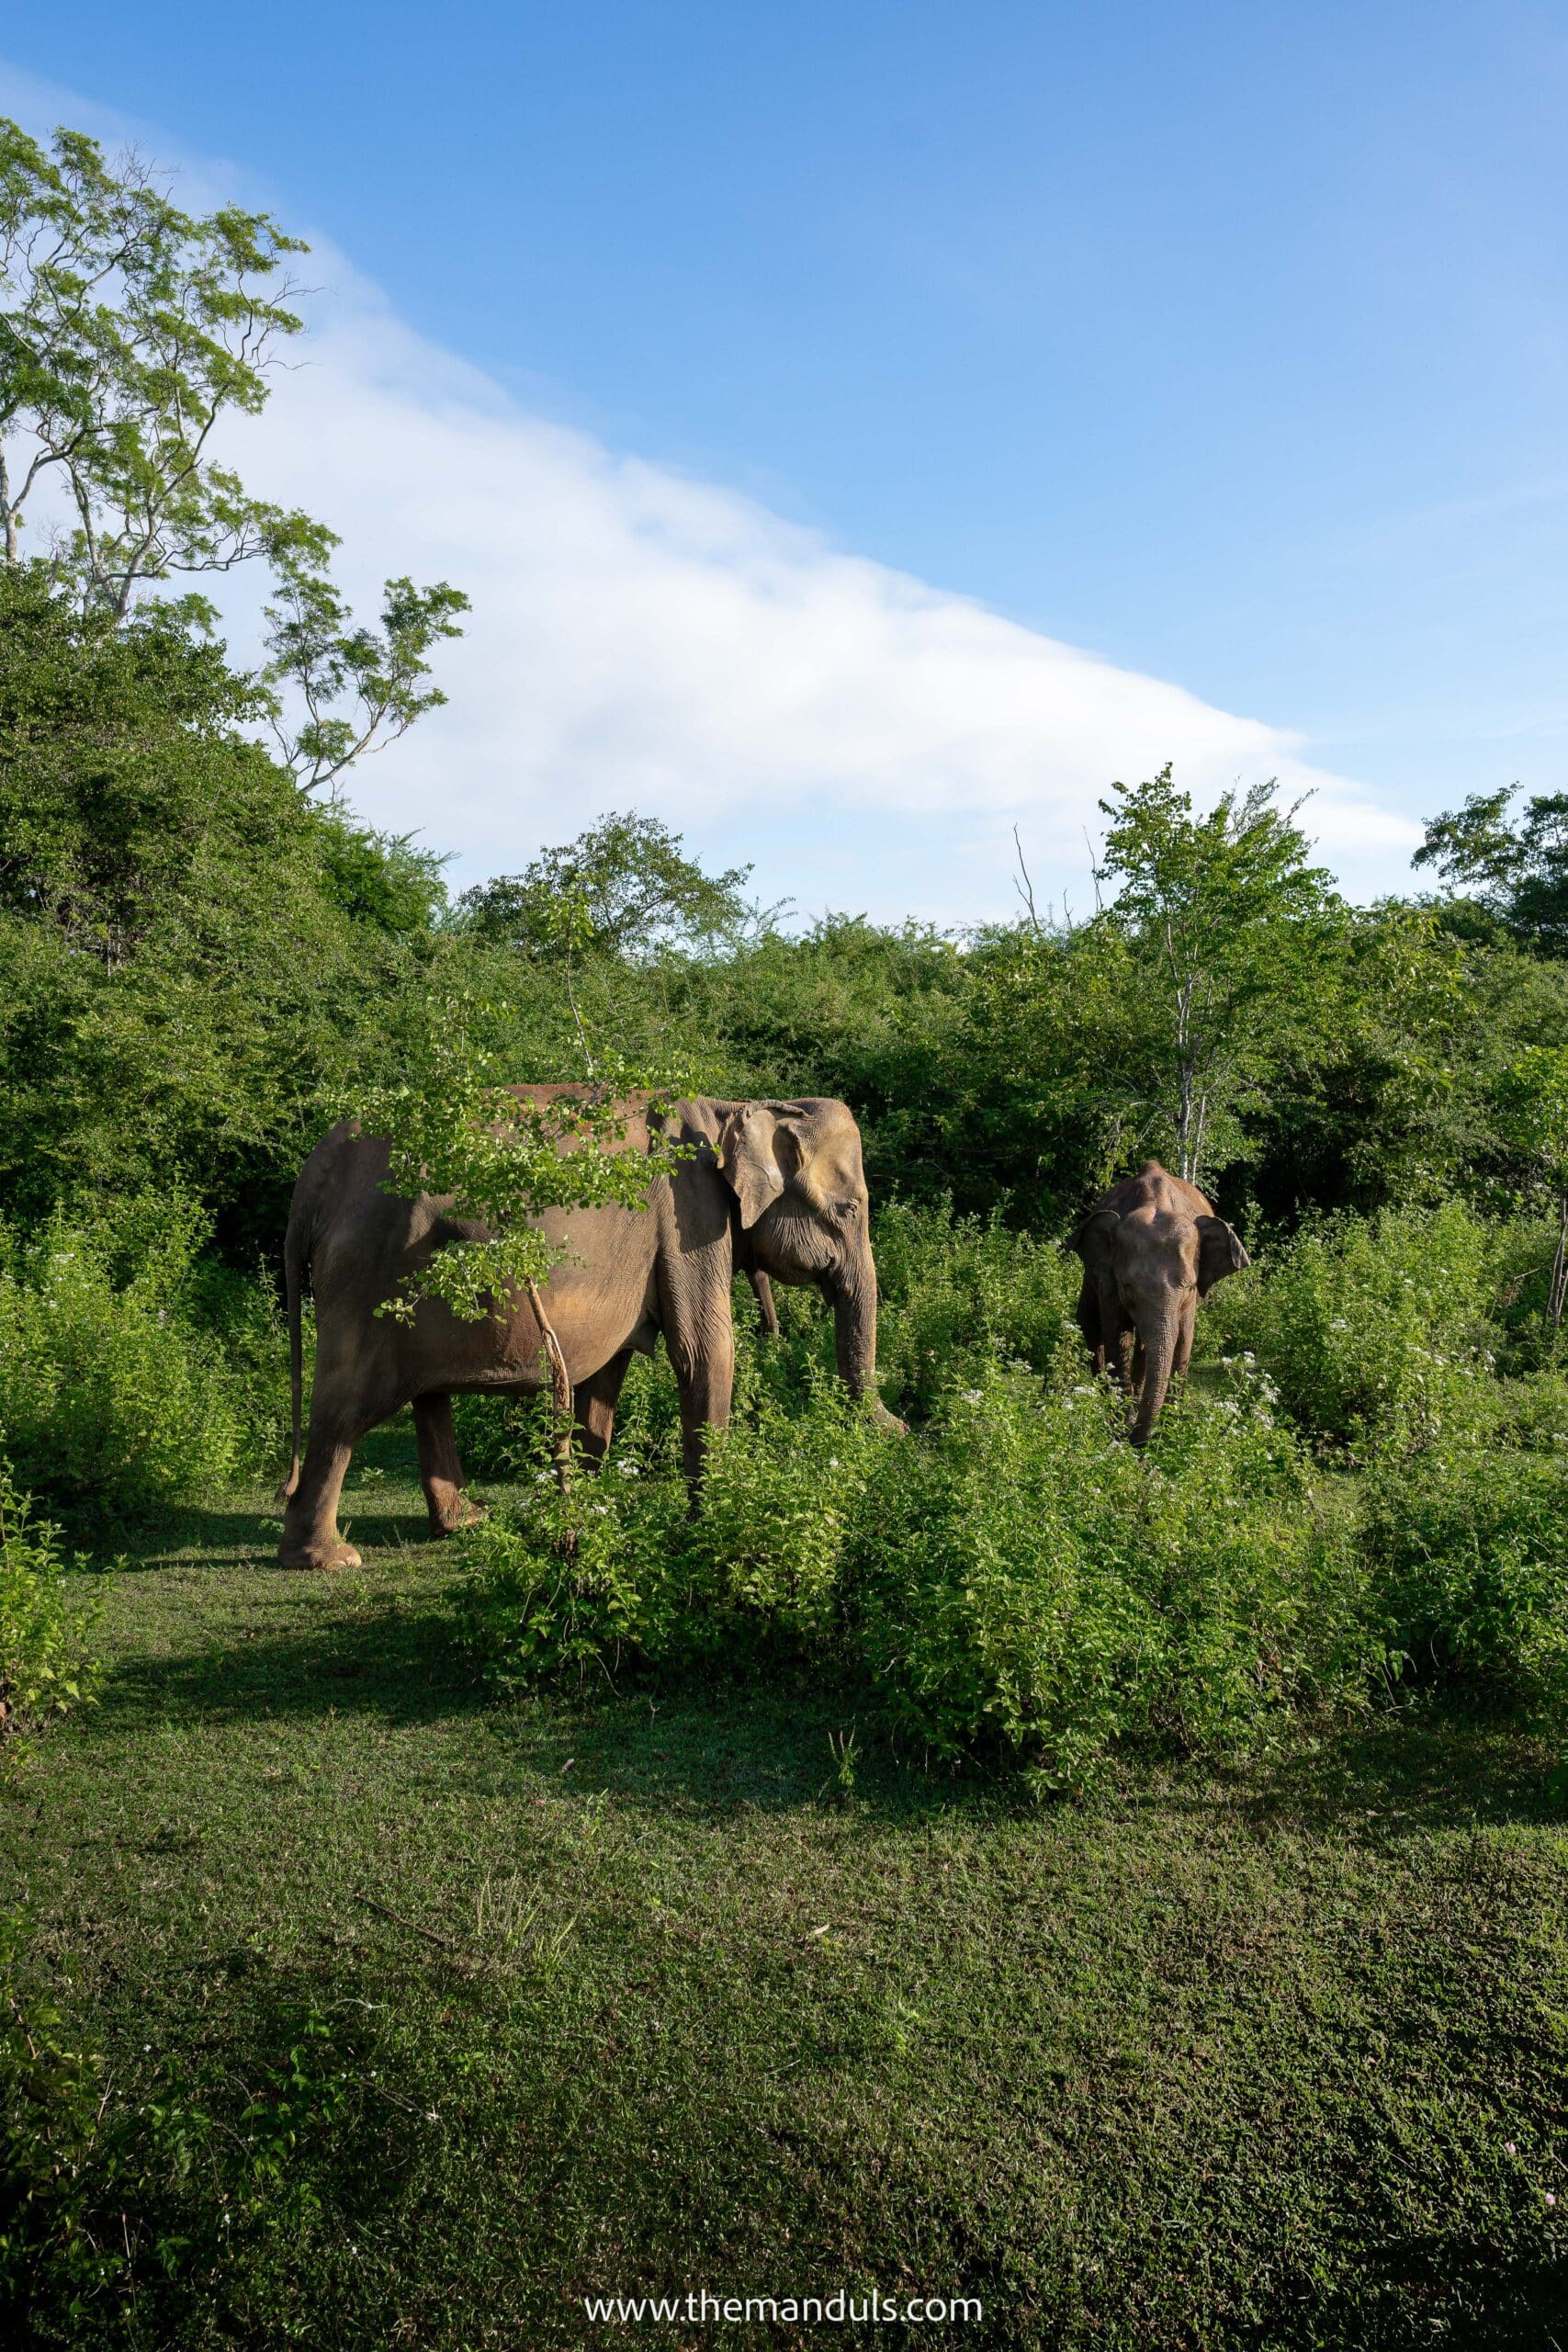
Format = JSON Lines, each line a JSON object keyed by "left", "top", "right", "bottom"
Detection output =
{"left": 1550, "top": 1191, "right": 1568, "bottom": 1331}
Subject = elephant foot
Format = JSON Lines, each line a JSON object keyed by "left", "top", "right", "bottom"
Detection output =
{"left": 427, "top": 1497, "right": 487, "bottom": 1540}
{"left": 278, "top": 1537, "right": 362, "bottom": 1571}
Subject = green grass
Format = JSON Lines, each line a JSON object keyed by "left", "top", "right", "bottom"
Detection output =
{"left": 5, "top": 1419, "right": 1568, "bottom": 2350}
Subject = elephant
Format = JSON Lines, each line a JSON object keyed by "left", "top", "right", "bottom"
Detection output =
{"left": 1065, "top": 1160, "right": 1249, "bottom": 1443}
{"left": 276, "top": 1091, "right": 901, "bottom": 1569}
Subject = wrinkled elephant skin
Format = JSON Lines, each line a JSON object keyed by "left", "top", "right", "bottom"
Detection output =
{"left": 1065, "top": 1160, "right": 1249, "bottom": 1444}
{"left": 276, "top": 1092, "right": 898, "bottom": 1568}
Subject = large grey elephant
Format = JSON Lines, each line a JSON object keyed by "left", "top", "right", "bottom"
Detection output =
{"left": 1065, "top": 1160, "right": 1249, "bottom": 1443}
{"left": 276, "top": 1091, "right": 899, "bottom": 1569}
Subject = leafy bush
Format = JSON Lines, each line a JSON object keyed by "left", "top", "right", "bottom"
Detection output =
{"left": 0, "top": 1466, "right": 102, "bottom": 1761}
{"left": 1213, "top": 1201, "right": 1497, "bottom": 1456}
{"left": 0, "top": 1199, "right": 259, "bottom": 1526}
{"left": 851, "top": 1364, "right": 1374, "bottom": 1785}
{"left": 872, "top": 1200, "right": 1083, "bottom": 1418}
{"left": 441, "top": 1201, "right": 1568, "bottom": 1781}
{"left": 454, "top": 1347, "right": 1381, "bottom": 1789}
{"left": 452, "top": 1444, "right": 688, "bottom": 1689}
{"left": 454, "top": 1373, "right": 877, "bottom": 1685}
{"left": 1359, "top": 1409, "right": 1568, "bottom": 1711}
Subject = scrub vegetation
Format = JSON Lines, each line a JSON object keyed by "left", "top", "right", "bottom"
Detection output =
{"left": 4, "top": 112, "right": 1568, "bottom": 2349}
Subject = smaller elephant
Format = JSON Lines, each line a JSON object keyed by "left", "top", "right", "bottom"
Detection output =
{"left": 1066, "top": 1161, "right": 1249, "bottom": 1442}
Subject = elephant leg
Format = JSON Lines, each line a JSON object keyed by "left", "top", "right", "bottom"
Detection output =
{"left": 413, "top": 1393, "right": 481, "bottom": 1538}
{"left": 750, "top": 1268, "right": 780, "bottom": 1340}
{"left": 1076, "top": 1272, "right": 1105, "bottom": 1374}
{"left": 664, "top": 1318, "right": 735, "bottom": 1487}
{"left": 279, "top": 1418, "right": 363, "bottom": 1571}
{"left": 1118, "top": 1318, "right": 1141, "bottom": 1394}
{"left": 574, "top": 1351, "right": 632, "bottom": 1466}
{"left": 1100, "top": 1272, "right": 1132, "bottom": 1386}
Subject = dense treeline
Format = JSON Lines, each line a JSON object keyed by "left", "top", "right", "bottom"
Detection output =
{"left": 4, "top": 561, "right": 1568, "bottom": 1273}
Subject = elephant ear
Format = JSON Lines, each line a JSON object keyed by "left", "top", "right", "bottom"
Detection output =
{"left": 1064, "top": 1208, "right": 1120, "bottom": 1262}
{"left": 717, "top": 1103, "right": 788, "bottom": 1229}
{"left": 1195, "top": 1216, "right": 1249, "bottom": 1295}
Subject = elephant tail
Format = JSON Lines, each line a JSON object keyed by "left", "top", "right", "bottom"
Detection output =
{"left": 274, "top": 1206, "right": 310, "bottom": 1507}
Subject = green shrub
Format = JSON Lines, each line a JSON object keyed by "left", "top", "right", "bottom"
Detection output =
{"left": 453, "top": 1348, "right": 1381, "bottom": 1790}
{"left": 1359, "top": 1416, "right": 1568, "bottom": 1711}
{"left": 452, "top": 1464, "right": 686, "bottom": 1690}
{"left": 0, "top": 1201, "right": 252, "bottom": 1526}
{"left": 453, "top": 1374, "right": 875, "bottom": 1686}
{"left": 851, "top": 1364, "right": 1375, "bottom": 1786}
{"left": 873, "top": 1200, "right": 1082, "bottom": 1419}
{"left": 679, "top": 1375, "right": 880, "bottom": 1651}
{"left": 0, "top": 1464, "right": 102, "bottom": 1762}
{"left": 1213, "top": 1201, "right": 1497, "bottom": 1456}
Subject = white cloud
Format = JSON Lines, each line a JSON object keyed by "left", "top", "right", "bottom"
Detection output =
{"left": 1, "top": 61, "right": 1423, "bottom": 922}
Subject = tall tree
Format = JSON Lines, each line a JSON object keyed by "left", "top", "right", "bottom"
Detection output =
{"left": 0, "top": 118, "right": 465, "bottom": 788}
{"left": 1091, "top": 766, "right": 1343, "bottom": 1185}
{"left": 459, "top": 813, "right": 752, "bottom": 964}
{"left": 1415, "top": 785, "right": 1568, "bottom": 958}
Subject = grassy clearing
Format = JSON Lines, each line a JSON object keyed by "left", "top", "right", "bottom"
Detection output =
{"left": 4, "top": 1421, "right": 1568, "bottom": 2350}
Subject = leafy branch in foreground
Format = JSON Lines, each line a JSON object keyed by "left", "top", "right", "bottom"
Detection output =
{"left": 338, "top": 998, "right": 701, "bottom": 1477}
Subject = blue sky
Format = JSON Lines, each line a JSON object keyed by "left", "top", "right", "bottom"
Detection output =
{"left": 6, "top": 5, "right": 1568, "bottom": 920}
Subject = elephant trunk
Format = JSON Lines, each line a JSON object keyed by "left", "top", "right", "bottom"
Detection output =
{"left": 1130, "top": 1296, "right": 1180, "bottom": 1447}
{"left": 830, "top": 1247, "right": 905, "bottom": 1432}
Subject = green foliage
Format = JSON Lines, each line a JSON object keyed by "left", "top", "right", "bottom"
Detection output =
{"left": 1087, "top": 764, "right": 1344, "bottom": 1182}
{"left": 0, "top": 115, "right": 466, "bottom": 785}
{"left": 458, "top": 810, "right": 751, "bottom": 963}
{"left": 0, "top": 566, "right": 453, "bottom": 1231}
{"left": 1493, "top": 1045, "right": 1568, "bottom": 1328}
{"left": 455, "top": 1372, "right": 878, "bottom": 1682}
{"left": 454, "top": 1218, "right": 1388, "bottom": 1790}
{"left": 0, "top": 1909, "right": 367, "bottom": 2336}
{"left": 0, "top": 1198, "right": 261, "bottom": 1525}
{"left": 1416, "top": 783, "right": 1568, "bottom": 957}
{"left": 852, "top": 1369, "right": 1370, "bottom": 1787}
{"left": 340, "top": 992, "right": 697, "bottom": 1323}
{"left": 0, "top": 1465, "right": 101, "bottom": 1759}
{"left": 0, "top": 116, "right": 318, "bottom": 616}
{"left": 1359, "top": 1399, "right": 1568, "bottom": 1711}
{"left": 871, "top": 1199, "right": 1083, "bottom": 1416}
{"left": 1213, "top": 1201, "right": 1497, "bottom": 1457}
{"left": 261, "top": 570, "right": 470, "bottom": 797}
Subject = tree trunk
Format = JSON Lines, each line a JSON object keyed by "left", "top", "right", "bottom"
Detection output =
{"left": 1550, "top": 1191, "right": 1568, "bottom": 1332}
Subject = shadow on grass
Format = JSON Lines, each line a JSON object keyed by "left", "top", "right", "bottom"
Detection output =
{"left": 66, "top": 1418, "right": 444, "bottom": 1574}
{"left": 100, "top": 1587, "right": 487, "bottom": 1731}
{"left": 95, "top": 1557, "right": 1564, "bottom": 1840}
{"left": 1233, "top": 1704, "right": 1564, "bottom": 1835}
